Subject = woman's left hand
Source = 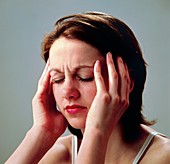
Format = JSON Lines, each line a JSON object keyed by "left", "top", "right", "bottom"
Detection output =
{"left": 85, "top": 52, "right": 131, "bottom": 137}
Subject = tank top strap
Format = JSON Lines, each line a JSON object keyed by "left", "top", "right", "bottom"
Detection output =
{"left": 132, "top": 131, "right": 159, "bottom": 164}
{"left": 72, "top": 135, "right": 78, "bottom": 164}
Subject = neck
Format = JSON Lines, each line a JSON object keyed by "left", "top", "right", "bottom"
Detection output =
{"left": 106, "top": 124, "right": 124, "bottom": 151}
{"left": 104, "top": 125, "right": 130, "bottom": 162}
{"left": 105, "top": 124, "right": 149, "bottom": 163}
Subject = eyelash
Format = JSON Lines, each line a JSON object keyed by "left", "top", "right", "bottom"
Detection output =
{"left": 77, "top": 76, "right": 94, "bottom": 82}
{"left": 53, "top": 78, "right": 64, "bottom": 84}
{"left": 53, "top": 76, "right": 94, "bottom": 84}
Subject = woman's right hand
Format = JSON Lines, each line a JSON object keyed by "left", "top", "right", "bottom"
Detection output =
{"left": 32, "top": 60, "right": 67, "bottom": 139}
{"left": 6, "top": 61, "right": 67, "bottom": 164}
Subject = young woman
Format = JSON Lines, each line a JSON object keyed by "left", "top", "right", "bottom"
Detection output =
{"left": 6, "top": 12, "right": 170, "bottom": 164}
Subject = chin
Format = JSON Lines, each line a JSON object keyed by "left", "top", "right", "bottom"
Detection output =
{"left": 68, "top": 118, "right": 86, "bottom": 130}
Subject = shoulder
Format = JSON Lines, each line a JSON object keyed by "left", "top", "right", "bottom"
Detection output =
{"left": 140, "top": 125, "right": 170, "bottom": 163}
{"left": 143, "top": 133, "right": 170, "bottom": 163}
{"left": 153, "top": 134, "right": 170, "bottom": 162}
{"left": 39, "top": 135, "right": 73, "bottom": 164}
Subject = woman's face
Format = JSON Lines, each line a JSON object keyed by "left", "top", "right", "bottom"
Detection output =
{"left": 49, "top": 37, "right": 105, "bottom": 129}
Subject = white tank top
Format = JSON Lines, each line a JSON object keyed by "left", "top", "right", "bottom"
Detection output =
{"left": 72, "top": 131, "right": 162, "bottom": 164}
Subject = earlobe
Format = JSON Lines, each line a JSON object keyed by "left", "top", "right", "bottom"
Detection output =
{"left": 56, "top": 104, "right": 61, "bottom": 112}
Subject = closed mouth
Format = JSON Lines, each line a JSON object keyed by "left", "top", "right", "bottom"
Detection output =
{"left": 65, "top": 104, "right": 86, "bottom": 114}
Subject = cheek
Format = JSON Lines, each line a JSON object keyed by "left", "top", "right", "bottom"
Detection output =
{"left": 52, "top": 82, "right": 97, "bottom": 109}
{"left": 82, "top": 82, "right": 97, "bottom": 104}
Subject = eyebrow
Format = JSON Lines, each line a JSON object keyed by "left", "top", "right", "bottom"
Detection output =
{"left": 49, "top": 65, "right": 94, "bottom": 74}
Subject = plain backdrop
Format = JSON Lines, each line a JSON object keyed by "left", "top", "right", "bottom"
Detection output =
{"left": 0, "top": 0, "right": 169, "bottom": 163}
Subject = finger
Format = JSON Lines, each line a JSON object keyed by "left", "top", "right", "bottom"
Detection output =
{"left": 94, "top": 60, "right": 107, "bottom": 94}
{"left": 117, "top": 57, "right": 130, "bottom": 103}
{"left": 39, "top": 59, "right": 50, "bottom": 85}
{"left": 48, "top": 77, "right": 57, "bottom": 111}
{"left": 106, "top": 52, "right": 118, "bottom": 97}
{"left": 48, "top": 76, "right": 54, "bottom": 96}
{"left": 37, "top": 61, "right": 51, "bottom": 93}
{"left": 124, "top": 63, "right": 131, "bottom": 101}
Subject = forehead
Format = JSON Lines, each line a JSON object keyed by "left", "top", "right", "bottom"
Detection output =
{"left": 49, "top": 37, "right": 104, "bottom": 70}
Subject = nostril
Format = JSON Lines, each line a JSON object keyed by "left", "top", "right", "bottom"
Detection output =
{"left": 69, "top": 95, "right": 74, "bottom": 99}
{"left": 63, "top": 88, "right": 80, "bottom": 100}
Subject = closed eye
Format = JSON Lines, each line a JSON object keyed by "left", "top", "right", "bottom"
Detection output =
{"left": 52, "top": 76, "right": 94, "bottom": 84}
{"left": 53, "top": 78, "right": 65, "bottom": 84}
{"left": 77, "top": 76, "right": 94, "bottom": 82}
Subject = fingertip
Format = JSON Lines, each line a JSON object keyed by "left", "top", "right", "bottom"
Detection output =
{"left": 94, "top": 60, "right": 101, "bottom": 72}
{"left": 106, "top": 52, "right": 114, "bottom": 65}
{"left": 94, "top": 60, "right": 107, "bottom": 93}
{"left": 107, "top": 52, "right": 112, "bottom": 58}
{"left": 117, "top": 56, "right": 123, "bottom": 64}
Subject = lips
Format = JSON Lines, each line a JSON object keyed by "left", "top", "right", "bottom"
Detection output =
{"left": 65, "top": 104, "right": 86, "bottom": 114}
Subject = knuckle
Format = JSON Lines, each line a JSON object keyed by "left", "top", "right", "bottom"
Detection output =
{"left": 122, "top": 73, "right": 128, "bottom": 80}
{"left": 120, "top": 98, "right": 129, "bottom": 108}
{"left": 122, "top": 73, "right": 130, "bottom": 84}
{"left": 96, "top": 75, "right": 103, "bottom": 82}
{"left": 112, "top": 72, "right": 118, "bottom": 80}
{"left": 121, "top": 98, "right": 127, "bottom": 106}
{"left": 112, "top": 95, "right": 120, "bottom": 104}
{"left": 101, "top": 93, "right": 111, "bottom": 103}
{"left": 126, "top": 100, "right": 130, "bottom": 108}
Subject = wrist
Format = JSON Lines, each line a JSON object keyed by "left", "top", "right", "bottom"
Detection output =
{"left": 76, "top": 126, "right": 110, "bottom": 164}
{"left": 6, "top": 126, "right": 59, "bottom": 164}
{"left": 29, "top": 125, "right": 60, "bottom": 146}
{"left": 84, "top": 124, "right": 112, "bottom": 141}
{"left": 83, "top": 125, "right": 111, "bottom": 150}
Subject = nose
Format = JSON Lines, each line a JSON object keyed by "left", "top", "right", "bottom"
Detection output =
{"left": 62, "top": 78, "right": 80, "bottom": 100}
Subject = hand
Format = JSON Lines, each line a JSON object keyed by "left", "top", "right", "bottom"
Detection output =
{"left": 32, "top": 60, "right": 67, "bottom": 138}
{"left": 86, "top": 52, "right": 131, "bottom": 137}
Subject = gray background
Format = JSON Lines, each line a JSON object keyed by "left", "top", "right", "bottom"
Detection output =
{"left": 0, "top": 0, "right": 169, "bottom": 163}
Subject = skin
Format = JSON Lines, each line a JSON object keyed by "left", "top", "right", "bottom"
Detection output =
{"left": 49, "top": 37, "right": 105, "bottom": 130}
{"left": 6, "top": 37, "right": 170, "bottom": 164}
{"left": 40, "top": 37, "right": 132, "bottom": 163}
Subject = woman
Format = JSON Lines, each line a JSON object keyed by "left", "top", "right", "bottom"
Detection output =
{"left": 6, "top": 12, "right": 170, "bottom": 164}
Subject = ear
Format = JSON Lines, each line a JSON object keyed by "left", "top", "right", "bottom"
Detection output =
{"left": 130, "top": 79, "right": 134, "bottom": 93}
{"left": 56, "top": 104, "right": 61, "bottom": 112}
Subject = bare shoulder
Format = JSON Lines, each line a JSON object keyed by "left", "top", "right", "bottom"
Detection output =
{"left": 153, "top": 134, "right": 170, "bottom": 162}
{"left": 143, "top": 134, "right": 170, "bottom": 163}
{"left": 39, "top": 135, "right": 72, "bottom": 164}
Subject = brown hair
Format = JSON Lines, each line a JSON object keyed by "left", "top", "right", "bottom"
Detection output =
{"left": 41, "top": 12, "right": 155, "bottom": 142}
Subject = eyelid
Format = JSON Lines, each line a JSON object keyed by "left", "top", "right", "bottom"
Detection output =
{"left": 76, "top": 73, "right": 93, "bottom": 78}
{"left": 52, "top": 77, "right": 65, "bottom": 84}
{"left": 50, "top": 68, "right": 64, "bottom": 77}
{"left": 52, "top": 73, "right": 65, "bottom": 81}
{"left": 76, "top": 73, "right": 94, "bottom": 79}
{"left": 49, "top": 69, "right": 64, "bottom": 77}
{"left": 76, "top": 76, "right": 94, "bottom": 82}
